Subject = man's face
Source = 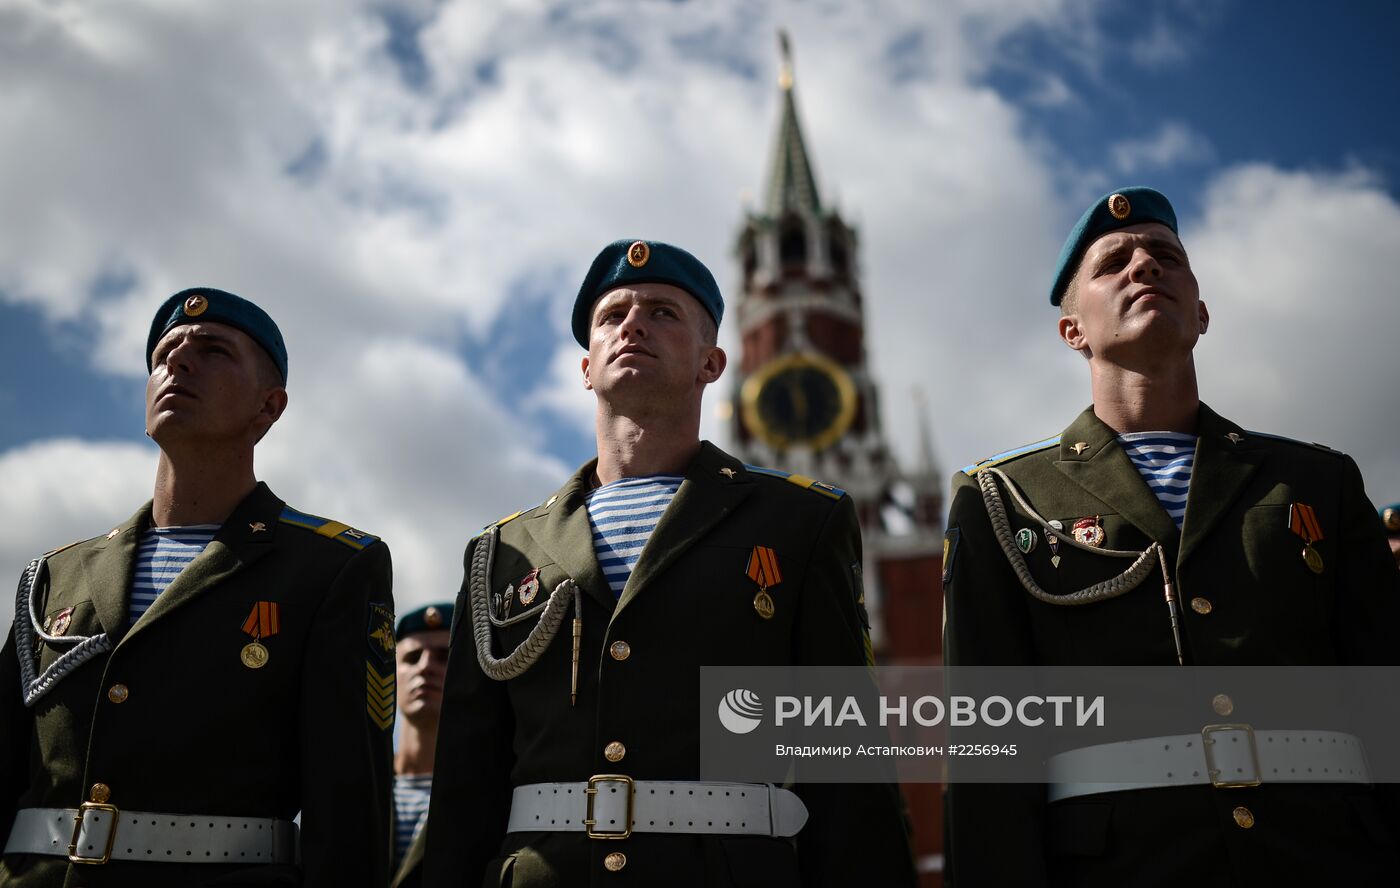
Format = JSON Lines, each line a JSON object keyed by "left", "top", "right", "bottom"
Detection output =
{"left": 145, "top": 322, "right": 285, "bottom": 446}
{"left": 396, "top": 629, "right": 450, "bottom": 720}
{"left": 581, "top": 282, "right": 725, "bottom": 406}
{"left": 1060, "top": 222, "right": 1208, "bottom": 361}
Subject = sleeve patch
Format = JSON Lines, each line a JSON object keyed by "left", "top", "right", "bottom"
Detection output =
{"left": 942, "top": 528, "right": 960, "bottom": 586}
{"left": 366, "top": 602, "right": 396, "bottom": 731}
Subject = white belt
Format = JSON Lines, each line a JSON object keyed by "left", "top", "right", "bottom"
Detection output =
{"left": 506, "top": 777, "right": 808, "bottom": 839}
{"left": 4, "top": 806, "right": 298, "bottom": 865}
{"left": 1047, "top": 727, "right": 1370, "bottom": 803}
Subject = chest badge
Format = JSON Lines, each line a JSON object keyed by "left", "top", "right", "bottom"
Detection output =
{"left": 1045, "top": 519, "right": 1064, "bottom": 568}
{"left": 1289, "top": 502, "right": 1325, "bottom": 574}
{"left": 1014, "top": 528, "right": 1038, "bottom": 554}
{"left": 1072, "top": 516, "right": 1106, "bottom": 548}
{"left": 240, "top": 601, "right": 281, "bottom": 668}
{"left": 517, "top": 568, "right": 543, "bottom": 607}
{"left": 747, "top": 546, "right": 783, "bottom": 619}
{"left": 47, "top": 606, "right": 76, "bottom": 637}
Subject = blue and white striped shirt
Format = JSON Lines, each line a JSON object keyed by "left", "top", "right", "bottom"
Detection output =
{"left": 129, "top": 525, "right": 219, "bottom": 626}
{"left": 1118, "top": 432, "right": 1197, "bottom": 529}
{"left": 392, "top": 774, "right": 433, "bottom": 866}
{"left": 585, "top": 475, "right": 683, "bottom": 597}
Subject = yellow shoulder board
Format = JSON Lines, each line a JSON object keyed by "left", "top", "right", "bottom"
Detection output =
{"left": 279, "top": 506, "right": 379, "bottom": 550}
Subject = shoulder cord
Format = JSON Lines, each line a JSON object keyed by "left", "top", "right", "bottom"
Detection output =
{"left": 977, "top": 466, "right": 1183, "bottom": 663}
{"left": 468, "top": 526, "right": 579, "bottom": 681}
{"left": 14, "top": 557, "right": 114, "bottom": 707}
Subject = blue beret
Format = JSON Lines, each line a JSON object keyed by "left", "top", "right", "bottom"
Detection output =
{"left": 1380, "top": 503, "right": 1400, "bottom": 536}
{"left": 147, "top": 288, "right": 288, "bottom": 383}
{"left": 571, "top": 239, "right": 723, "bottom": 347}
{"left": 396, "top": 602, "right": 455, "bottom": 639}
{"left": 1050, "top": 187, "right": 1180, "bottom": 306}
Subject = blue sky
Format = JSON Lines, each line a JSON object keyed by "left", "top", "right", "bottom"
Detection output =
{"left": 2, "top": 0, "right": 1398, "bottom": 625}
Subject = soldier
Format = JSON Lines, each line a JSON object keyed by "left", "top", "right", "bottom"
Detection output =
{"left": 390, "top": 603, "right": 453, "bottom": 888}
{"left": 423, "top": 240, "right": 915, "bottom": 887}
{"left": 943, "top": 188, "right": 1400, "bottom": 886}
{"left": 0, "top": 288, "right": 395, "bottom": 886}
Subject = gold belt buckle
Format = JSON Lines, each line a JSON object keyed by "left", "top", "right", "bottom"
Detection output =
{"left": 68, "top": 802, "right": 120, "bottom": 864}
{"left": 585, "top": 774, "right": 634, "bottom": 839}
{"left": 1202, "top": 724, "right": 1262, "bottom": 788}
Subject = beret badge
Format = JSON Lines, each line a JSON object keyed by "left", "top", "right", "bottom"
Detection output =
{"left": 183, "top": 293, "right": 209, "bottom": 317}
{"left": 1107, "top": 193, "right": 1131, "bottom": 220}
{"left": 1384, "top": 508, "right": 1400, "bottom": 533}
{"left": 627, "top": 240, "right": 650, "bottom": 268}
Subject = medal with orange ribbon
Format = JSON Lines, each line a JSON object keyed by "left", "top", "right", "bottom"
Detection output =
{"left": 240, "top": 601, "right": 280, "bottom": 668}
{"left": 1289, "top": 503, "right": 1325, "bottom": 574}
{"left": 747, "top": 546, "right": 782, "bottom": 619}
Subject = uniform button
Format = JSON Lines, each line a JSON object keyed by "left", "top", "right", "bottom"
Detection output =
{"left": 107, "top": 684, "right": 129, "bottom": 704}
{"left": 604, "top": 851, "right": 627, "bottom": 872}
{"left": 610, "top": 641, "right": 631, "bottom": 661}
{"left": 1212, "top": 694, "right": 1233, "bottom": 716}
{"left": 89, "top": 783, "right": 111, "bottom": 804}
{"left": 604, "top": 741, "right": 626, "bottom": 763}
{"left": 1190, "top": 597, "right": 1212, "bottom": 615}
{"left": 1232, "top": 805, "right": 1255, "bottom": 829}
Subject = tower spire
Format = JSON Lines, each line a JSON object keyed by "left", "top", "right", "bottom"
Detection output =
{"left": 765, "top": 30, "right": 821, "bottom": 217}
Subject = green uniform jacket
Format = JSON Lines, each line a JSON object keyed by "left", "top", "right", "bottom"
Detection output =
{"left": 943, "top": 404, "right": 1400, "bottom": 887}
{"left": 422, "top": 441, "right": 915, "bottom": 888}
{"left": 0, "top": 482, "right": 395, "bottom": 887}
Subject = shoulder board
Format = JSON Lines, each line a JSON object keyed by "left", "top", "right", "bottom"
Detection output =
{"left": 744, "top": 465, "right": 846, "bottom": 500}
{"left": 961, "top": 435, "right": 1061, "bottom": 475}
{"left": 42, "top": 539, "right": 85, "bottom": 559}
{"left": 469, "top": 507, "right": 529, "bottom": 542}
{"left": 1244, "top": 430, "right": 1343, "bottom": 456}
{"left": 279, "top": 506, "right": 379, "bottom": 550}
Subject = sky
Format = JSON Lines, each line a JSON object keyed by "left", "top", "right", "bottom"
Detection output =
{"left": 3, "top": 0, "right": 1399, "bottom": 638}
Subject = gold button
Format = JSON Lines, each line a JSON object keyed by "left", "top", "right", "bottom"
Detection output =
{"left": 1232, "top": 805, "right": 1255, "bottom": 829}
{"left": 89, "top": 783, "right": 111, "bottom": 804}
{"left": 610, "top": 641, "right": 631, "bottom": 661}
{"left": 604, "top": 851, "right": 627, "bottom": 872}
{"left": 107, "top": 684, "right": 129, "bottom": 704}
{"left": 1190, "top": 597, "right": 1212, "bottom": 615}
{"left": 604, "top": 741, "right": 626, "bottom": 763}
{"left": 1212, "top": 694, "right": 1233, "bottom": 716}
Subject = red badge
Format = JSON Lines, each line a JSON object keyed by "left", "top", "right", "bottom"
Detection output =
{"left": 1071, "top": 517, "right": 1105, "bottom": 548}
{"left": 517, "top": 568, "right": 542, "bottom": 607}
{"left": 50, "top": 607, "right": 75, "bottom": 637}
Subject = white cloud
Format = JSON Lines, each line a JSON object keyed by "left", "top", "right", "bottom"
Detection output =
{"left": 1187, "top": 164, "right": 1400, "bottom": 497}
{"left": 1110, "top": 122, "right": 1214, "bottom": 175}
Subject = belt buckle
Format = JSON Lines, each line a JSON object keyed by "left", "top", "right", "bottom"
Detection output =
{"left": 585, "top": 774, "right": 634, "bottom": 840}
{"left": 1202, "top": 724, "right": 1262, "bottom": 788}
{"left": 68, "top": 802, "right": 119, "bottom": 864}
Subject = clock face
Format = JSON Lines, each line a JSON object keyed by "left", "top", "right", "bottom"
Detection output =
{"left": 740, "top": 353, "right": 857, "bottom": 451}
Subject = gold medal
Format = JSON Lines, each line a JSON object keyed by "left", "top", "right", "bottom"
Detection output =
{"left": 240, "top": 641, "right": 269, "bottom": 669}
{"left": 753, "top": 590, "right": 775, "bottom": 620}
{"left": 1302, "top": 544, "right": 1324, "bottom": 575}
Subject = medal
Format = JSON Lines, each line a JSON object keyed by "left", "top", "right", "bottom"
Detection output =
{"left": 50, "top": 607, "right": 74, "bottom": 637}
{"left": 1045, "top": 520, "right": 1063, "bottom": 568}
{"left": 240, "top": 642, "right": 269, "bottom": 669}
{"left": 753, "top": 590, "right": 776, "bottom": 619}
{"left": 747, "top": 546, "right": 782, "bottom": 619}
{"left": 1289, "top": 503, "right": 1325, "bottom": 575}
{"left": 240, "top": 601, "right": 280, "bottom": 668}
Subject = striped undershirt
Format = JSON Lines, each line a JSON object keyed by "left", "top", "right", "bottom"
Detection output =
{"left": 1117, "top": 432, "right": 1197, "bottom": 529}
{"left": 128, "top": 525, "right": 219, "bottom": 626}
{"left": 392, "top": 774, "right": 433, "bottom": 865}
{"left": 585, "top": 475, "right": 684, "bottom": 597}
